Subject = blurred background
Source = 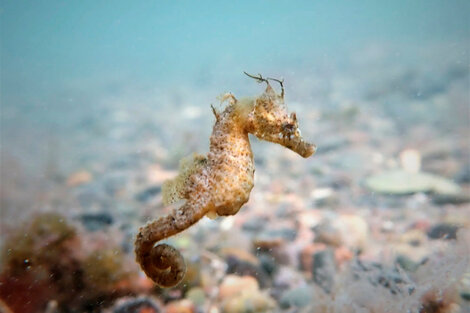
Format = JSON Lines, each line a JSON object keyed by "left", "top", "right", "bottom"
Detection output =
{"left": 1, "top": 1, "right": 469, "bottom": 313}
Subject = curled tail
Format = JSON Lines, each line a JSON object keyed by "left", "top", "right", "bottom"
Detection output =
{"left": 134, "top": 202, "right": 207, "bottom": 287}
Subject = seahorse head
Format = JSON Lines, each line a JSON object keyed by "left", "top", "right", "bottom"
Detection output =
{"left": 249, "top": 84, "right": 316, "bottom": 158}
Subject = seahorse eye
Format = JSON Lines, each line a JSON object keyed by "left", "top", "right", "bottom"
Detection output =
{"left": 282, "top": 122, "right": 295, "bottom": 133}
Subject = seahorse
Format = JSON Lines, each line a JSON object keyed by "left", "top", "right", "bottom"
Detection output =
{"left": 135, "top": 73, "right": 316, "bottom": 287}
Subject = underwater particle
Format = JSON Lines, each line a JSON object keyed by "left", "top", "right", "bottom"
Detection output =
{"left": 135, "top": 73, "right": 316, "bottom": 288}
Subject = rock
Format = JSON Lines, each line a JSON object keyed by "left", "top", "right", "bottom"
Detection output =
{"left": 165, "top": 299, "right": 195, "bottom": 313}
{"left": 186, "top": 288, "right": 205, "bottom": 307}
{"left": 432, "top": 193, "right": 470, "bottom": 205}
{"left": 300, "top": 243, "right": 326, "bottom": 272}
{"left": 79, "top": 212, "right": 113, "bottom": 231}
{"left": 219, "top": 275, "right": 259, "bottom": 299}
{"left": 241, "top": 218, "right": 267, "bottom": 232}
{"left": 399, "top": 229, "right": 427, "bottom": 247}
{"left": 103, "top": 173, "right": 128, "bottom": 197}
{"left": 257, "top": 253, "right": 278, "bottom": 277}
{"left": 396, "top": 255, "right": 420, "bottom": 272}
{"left": 427, "top": 223, "right": 459, "bottom": 240}
{"left": 135, "top": 185, "right": 162, "bottom": 203}
{"left": 67, "top": 170, "right": 93, "bottom": 187}
{"left": 365, "top": 170, "right": 461, "bottom": 195}
{"left": 109, "top": 296, "right": 162, "bottom": 313}
{"left": 222, "top": 290, "right": 275, "bottom": 313}
{"left": 75, "top": 185, "right": 106, "bottom": 209}
{"left": 328, "top": 214, "right": 369, "bottom": 251}
{"left": 454, "top": 163, "right": 470, "bottom": 184}
{"left": 334, "top": 246, "right": 353, "bottom": 266}
{"left": 273, "top": 266, "right": 307, "bottom": 290}
{"left": 225, "top": 255, "right": 270, "bottom": 288}
{"left": 312, "top": 249, "right": 336, "bottom": 293}
{"left": 219, "top": 277, "right": 275, "bottom": 313}
{"left": 279, "top": 285, "right": 314, "bottom": 309}
{"left": 311, "top": 187, "right": 339, "bottom": 207}
{"left": 399, "top": 149, "right": 421, "bottom": 173}
{"left": 253, "top": 228, "right": 297, "bottom": 249}
{"left": 461, "top": 292, "right": 470, "bottom": 301}
{"left": 221, "top": 248, "right": 259, "bottom": 265}
{"left": 313, "top": 222, "right": 342, "bottom": 247}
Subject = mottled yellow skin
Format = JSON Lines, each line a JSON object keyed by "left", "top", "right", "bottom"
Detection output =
{"left": 135, "top": 83, "right": 316, "bottom": 287}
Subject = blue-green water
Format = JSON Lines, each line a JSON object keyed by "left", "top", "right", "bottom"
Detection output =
{"left": 2, "top": 1, "right": 469, "bottom": 90}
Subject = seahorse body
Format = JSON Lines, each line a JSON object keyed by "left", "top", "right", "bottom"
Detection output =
{"left": 135, "top": 80, "right": 315, "bottom": 287}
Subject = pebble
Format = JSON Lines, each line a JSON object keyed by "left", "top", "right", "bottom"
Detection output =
{"left": 75, "top": 185, "right": 106, "bottom": 209}
{"left": 219, "top": 275, "right": 259, "bottom": 299}
{"left": 79, "top": 212, "right": 114, "bottom": 232}
{"left": 365, "top": 170, "right": 462, "bottom": 195}
{"left": 257, "top": 253, "right": 278, "bottom": 277}
{"left": 399, "top": 229, "right": 427, "bottom": 247}
{"left": 134, "top": 185, "right": 162, "bottom": 203}
{"left": 331, "top": 214, "right": 369, "bottom": 251}
{"left": 217, "top": 276, "right": 275, "bottom": 313}
{"left": 396, "top": 255, "right": 420, "bottom": 272}
{"left": 241, "top": 218, "right": 267, "bottom": 232}
{"left": 221, "top": 291, "right": 275, "bottom": 313}
{"left": 67, "top": 170, "right": 93, "bottom": 187}
{"left": 313, "top": 222, "right": 342, "bottom": 247}
{"left": 312, "top": 249, "right": 336, "bottom": 293}
{"left": 432, "top": 193, "right": 470, "bottom": 205}
{"left": 186, "top": 287, "right": 205, "bottom": 307}
{"left": 221, "top": 248, "right": 259, "bottom": 266}
{"left": 225, "top": 256, "right": 270, "bottom": 288}
{"left": 311, "top": 187, "right": 339, "bottom": 207}
{"left": 454, "top": 163, "right": 470, "bottom": 184}
{"left": 165, "top": 299, "right": 195, "bottom": 313}
{"left": 427, "top": 223, "right": 459, "bottom": 240}
{"left": 109, "top": 297, "right": 162, "bottom": 313}
{"left": 104, "top": 173, "right": 128, "bottom": 197}
{"left": 253, "top": 228, "right": 297, "bottom": 249}
{"left": 279, "top": 285, "right": 314, "bottom": 309}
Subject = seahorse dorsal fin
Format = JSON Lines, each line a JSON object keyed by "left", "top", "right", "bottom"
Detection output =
{"left": 162, "top": 153, "right": 207, "bottom": 206}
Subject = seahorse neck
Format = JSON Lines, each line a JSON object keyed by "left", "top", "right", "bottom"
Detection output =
{"left": 208, "top": 104, "right": 254, "bottom": 162}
